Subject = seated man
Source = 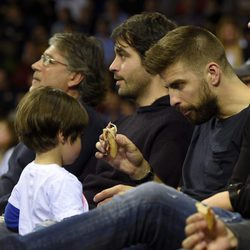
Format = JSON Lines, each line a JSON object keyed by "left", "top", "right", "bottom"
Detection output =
{"left": 2, "top": 25, "right": 250, "bottom": 250}
{"left": 143, "top": 23, "right": 250, "bottom": 201}
{"left": 0, "top": 32, "right": 107, "bottom": 213}
{"left": 83, "top": 12, "right": 193, "bottom": 207}
{"left": 0, "top": 180, "right": 247, "bottom": 250}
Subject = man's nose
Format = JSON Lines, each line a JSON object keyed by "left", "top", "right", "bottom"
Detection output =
{"left": 169, "top": 92, "right": 181, "bottom": 107}
{"left": 109, "top": 57, "right": 120, "bottom": 72}
{"left": 31, "top": 58, "right": 42, "bottom": 71}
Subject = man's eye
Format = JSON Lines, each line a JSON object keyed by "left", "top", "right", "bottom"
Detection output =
{"left": 171, "top": 83, "right": 183, "bottom": 90}
{"left": 118, "top": 53, "right": 126, "bottom": 58}
{"left": 48, "top": 59, "right": 55, "bottom": 64}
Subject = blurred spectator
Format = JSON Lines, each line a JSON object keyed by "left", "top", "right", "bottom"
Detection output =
{"left": 142, "top": 0, "right": 160, "bottom": 13}
{"left": 54, "top": 0, "right": 88, "bottom": 22}
{"left": 235, "top": 59, "right": 250, "bottom": 86}
{"left": 0, "top": 112, "right": 18, "bottom": 176}
{"left": 51, "top": 7, "right": 75, "bottom": 34}
{"left": 76, "top": 1, "right": 95, "bottom": 34}
{"left": 119, "top": 0, "right": 144, "bottom": 15}
{"left": 216, "top": 16, "right": 245, "bottom": 67}
{"left": 174, "top": 0, "right": 206, "bottom": 25}
{"left": 0, "top": 68, "right": 16, "bottom": 114}
{"left": 94, "top": 17, "right": 115, "bottom": 66}
{"left": 103, "top": 0, "right": 128, "bottom": 32}
{"left": 11, "top": 40, "right": 40, "bottom": 93}
{"left": 0, "top": 3, "right": 26, "bottom": 72}
{"left": 30, "top": 24, "right": 49, "bottom": 55}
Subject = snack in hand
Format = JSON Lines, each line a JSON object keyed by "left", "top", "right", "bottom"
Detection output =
{"left": 195, "top": 202, "right": 215, "bottom": 231}
{"left": 102, "top": 122, "right": 117, "bottom": 158}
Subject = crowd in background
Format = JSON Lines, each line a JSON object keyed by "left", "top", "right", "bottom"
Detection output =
{"left": 0, "top": 0, "right": 250, "bottom": 172}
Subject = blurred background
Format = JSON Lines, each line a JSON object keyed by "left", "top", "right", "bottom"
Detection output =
{"left": 0, "top": 0, "right": 249, "bottom": 162}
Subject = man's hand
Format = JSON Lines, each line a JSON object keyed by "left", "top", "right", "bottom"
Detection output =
{"left": 93, "top": 184, "right": 134, "bottom": 206}
{"left": 182, "top": 213, "right": 238, "bottom": 250}
{"left": 95, "top": 134, "right": 151, "bottom": 180}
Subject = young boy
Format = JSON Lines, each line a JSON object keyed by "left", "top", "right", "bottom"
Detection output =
{"left": 4, "top": 86, "right": 89, "bottom": 235}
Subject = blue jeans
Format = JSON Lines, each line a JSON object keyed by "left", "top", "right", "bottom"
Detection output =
{"left": 0, "top": 182, "right": 244, "bottom": 250}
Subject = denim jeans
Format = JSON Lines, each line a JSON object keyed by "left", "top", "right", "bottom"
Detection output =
{"left": 0, "top": 182, "right": 244, "bottom": 250}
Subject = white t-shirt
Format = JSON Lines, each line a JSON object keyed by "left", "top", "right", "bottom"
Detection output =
{"left": 8, "top": 161, "right": 88, "bottom": 235}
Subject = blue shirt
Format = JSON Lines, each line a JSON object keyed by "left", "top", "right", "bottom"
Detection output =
{"left": 181, "top": 105, "right": 250, "bottom": 200}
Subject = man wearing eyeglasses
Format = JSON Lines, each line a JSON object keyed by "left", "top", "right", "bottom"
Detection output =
{"left": 0, "top": 32, "right": 107, "bottom": 213}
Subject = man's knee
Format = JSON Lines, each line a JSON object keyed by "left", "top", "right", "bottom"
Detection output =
{"left": 132, "top": 182, "right": 176, "bottom": 204}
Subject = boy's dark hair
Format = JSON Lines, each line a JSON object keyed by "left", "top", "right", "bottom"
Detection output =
{"left": 15, "top": 86, "right": 88, "bottom": 153}
{"left": 49, "top": 32, "right": 106, "bottom": 107}
{"left": 111, "top": 12, "right": 177, "bottom": 59}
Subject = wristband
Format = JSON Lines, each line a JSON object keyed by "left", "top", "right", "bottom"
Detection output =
{"left": 228, "top": 183, "right": 243, "bottom": 210}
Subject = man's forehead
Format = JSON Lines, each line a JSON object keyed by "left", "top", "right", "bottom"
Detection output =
{"left": 163, "top": 62, "right": 191, "bottom": 75}
{"left": 114, "top": 39, "right": 130, "bottom": 50}
{"left": 44, "top": 45, "right": 63, "bottom": 57}
{"left": 159, "top": 62, "right": 192, "bottom": 85}
{"left": 160, "top": 63, "right": 180, "bottom": 78}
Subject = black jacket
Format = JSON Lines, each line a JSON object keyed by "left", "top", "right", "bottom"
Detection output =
{"left": 83, "top": 95, "right": 193, "bottom": 208}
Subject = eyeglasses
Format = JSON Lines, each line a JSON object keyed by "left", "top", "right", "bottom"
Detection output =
{"left": 41, "top": 54, "right": 68, "bottom": 67}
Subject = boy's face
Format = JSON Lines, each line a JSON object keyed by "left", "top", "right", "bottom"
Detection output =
{"left": 109, "top": 39, "right": 152, "bottom": 100}
{"left": 61, "top": 136, "right": 82, "bottom": 165}
{"left": 30, "top": 45, "right": 71, "bottom": 92}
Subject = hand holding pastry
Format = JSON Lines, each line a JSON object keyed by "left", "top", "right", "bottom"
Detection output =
{"left": 102, "top": 122, "right": 118, "bottom": 158}
{"left": 96, "top": 133, "right": 152, "bottom": 180}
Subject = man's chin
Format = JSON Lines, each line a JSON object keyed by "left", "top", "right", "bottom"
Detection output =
{"left": 29, "top": 85, "right": 38, "bottom": 91}
{"left": 30, "top": 82, "right": 43, "bottom": 91}
{"left": 29, "top": 85, "right": 34, "bottom": 91}
{"left": 118, "top": 88, "right": 126, "bottom": 96}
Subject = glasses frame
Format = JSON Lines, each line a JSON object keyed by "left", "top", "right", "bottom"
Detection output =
{"left": 41, "top": 54, "right": 68, "bottom": 67}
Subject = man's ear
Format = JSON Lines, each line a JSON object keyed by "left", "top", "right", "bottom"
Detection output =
{"left": 206, "top": 62, "right": 221, "bottom": 87}
{"left": 68, "top": 72, "right": 84, "bottom": 88}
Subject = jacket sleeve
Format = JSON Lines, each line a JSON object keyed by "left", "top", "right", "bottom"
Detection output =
{"left": 229, "top": 110, "right": 250, "bottom": 184}
{"left": 0, "top": 143, "right": 35, "bottom": 196}
{"left": 228, "top": 220, "right": 250, "bottom": 250}
{"left": 233, "top": 176, "right": 250, "bottom": 218}
{"left": 0, "top": 143, "right": 35, "bottom": 214}
{"left": 227, "top": 112, "right": 250, "bottom": 218}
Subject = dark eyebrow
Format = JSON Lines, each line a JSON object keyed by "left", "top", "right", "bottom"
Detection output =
{"left": 167, "top": 79, "right": 186, "bottom": 89}
{"left": 114, "top": 46, "right": 130, "bottom": 57}
{"left": 115, "top": 45, "right": 126, "bottom": 52}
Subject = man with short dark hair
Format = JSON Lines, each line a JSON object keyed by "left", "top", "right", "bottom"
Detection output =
{"left": 2, "top": 24, "right": 250, "bottom": 250}
{"left": 83, "top": 12, "right": 193, "bottom": 207}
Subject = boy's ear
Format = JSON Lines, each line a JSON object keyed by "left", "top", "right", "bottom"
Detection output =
{"left": 58, "top": 132, "right": 65, "bottom": 144}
